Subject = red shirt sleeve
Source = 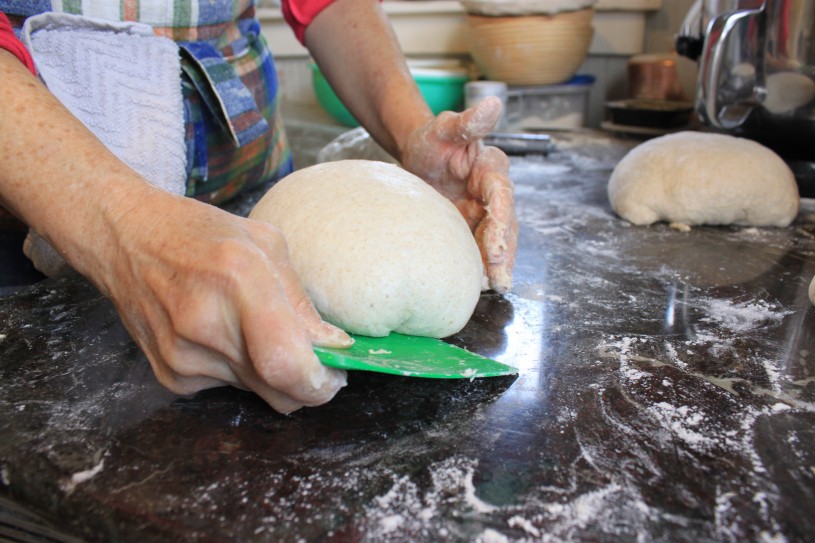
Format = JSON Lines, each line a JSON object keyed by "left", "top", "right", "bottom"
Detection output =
{"left": 0, "top": 12, "right": 35, "bottom": 75}
{"left": 281, "top": 0, "right": 337, "bottom": 46}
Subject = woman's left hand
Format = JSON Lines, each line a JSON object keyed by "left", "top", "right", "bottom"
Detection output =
{"left": 400, "top": 96, "right": 518, "bottom": 292}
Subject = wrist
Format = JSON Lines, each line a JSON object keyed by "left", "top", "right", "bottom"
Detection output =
{"left": 390, "top": 107, "right": 434, "bottom": 165}
{"left": 71, "top": 179, "right": 176, "bottom": 297}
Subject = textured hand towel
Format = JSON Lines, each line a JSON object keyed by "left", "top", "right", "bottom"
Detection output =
{"left": 20, "top": 12, "right": 187, "bottom": 276}
{"left": 22, "top": 12, "right": 187, "bottom": 195}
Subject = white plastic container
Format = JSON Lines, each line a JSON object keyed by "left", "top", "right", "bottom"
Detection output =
{"left": 465, "top": 80, "right": 509, "bottom": 129}
{"left": 504, "top": 75, "right": 595, "bottom": 131}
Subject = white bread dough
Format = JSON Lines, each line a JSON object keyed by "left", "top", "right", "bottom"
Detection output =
{"left": 764, "top": 72, "right": 815, "bottom": 115}
{"left": 608, "top": 132, "right": 799, "bottom": 227}
{"left": 249, "top": 160, "right": 484, "bottom": 338}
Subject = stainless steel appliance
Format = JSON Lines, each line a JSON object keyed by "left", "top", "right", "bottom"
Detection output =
{"left": 677, "top": 0, "right": 815, "bottom": 194}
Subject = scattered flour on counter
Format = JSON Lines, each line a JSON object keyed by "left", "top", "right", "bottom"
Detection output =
{"left": 513, "top": 198, "right": 614, "bottom": 238}
{"left": 511, "top": 155, "right": 619, "bottom": 240}
{"left": 663, "top": 341, "right": 689, "bottom": 370}
{"left": 740, "top": 227, "right": 761, "bottom": 237}
{"left": 257, "top": 403, "right": 791, "bottom": 542}
{"left": 690, "top": 330, "right": 737, "bottom": 357}
{"left": 568, "top": 152, "right": 617, "bottom": 171}
{"left": 508, "top": 515, "right": 541, "bottom": 537}
{"left": 531, "top": 482, "right": 657, "bottom": 540}
{"left": 509, "top": 159, "right": 572, "bottom": 180}
{"left": 461, "top": 467, "right": 498, "bottom": 514}
{"left": 620, "top": 363, "right": 649, "bottom": 382}
{"left": 647, "top": 402, "right": 712, "bottom": 451}
{"left": 758, "top": 357, "right": 783, "bottom": 393}
{"left": 579, "top": 239, "right": 622, "bottom": 261}
{"left": 692, "top": 298, "right": 791, "bottom": 392}
{"left": 362, "top": 457, "right": 485, "bottom": 539}
{"left": 701, "top": 298, "right": 790, "bottom": 333}
{"left": 61, "top": 458, "right": 105, "bottom": 494}
{"left": 368, "top": 349, "right": 392, "bottom": 355}
{"left": 379, "top": 514, "right": 405, "bottom": 533}
{"left": 597, "top": 337, "right": 663, "bottom": 382}
{"left": 600, "top": 335, "right": 785, "bottom": 400}
{"left": 595, "top": 335, "right": 788, "bottom": 470}
{"left": 550, "top": 135, "right": 630, "bottom": 171}
{"left": 476, "top": 528, "right": 511, "bottom": 543}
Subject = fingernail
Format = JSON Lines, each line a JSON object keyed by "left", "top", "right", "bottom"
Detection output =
{"left": 311, "top": 320, "right": 354, "bottom": 348}
{"left": 309, "top": 364, "right": 348, "bottom": 393}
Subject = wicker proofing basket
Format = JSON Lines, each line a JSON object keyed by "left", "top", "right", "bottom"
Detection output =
{"left": 466, "top": 8, "right": 594, "bottom": 86}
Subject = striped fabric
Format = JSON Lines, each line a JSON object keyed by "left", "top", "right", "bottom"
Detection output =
{"left": 1, "top": 0, "right": 293, "bottom": 205}
{"left": 179, "top": 17, "right": 293, "bottom": 203}
{"left": 50, "top": 1, "right": 255, "bottom": 41}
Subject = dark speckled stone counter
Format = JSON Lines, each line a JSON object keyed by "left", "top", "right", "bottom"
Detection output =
{"left": 1, "top": 132, "right": 814, "bottom": 542}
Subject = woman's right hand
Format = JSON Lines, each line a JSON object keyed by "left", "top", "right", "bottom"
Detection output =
{"left": 1, "top": 48, "right": 349, "bottom": 413}
{"left": 96, "top": 190, "right": 352, "bottom": 414}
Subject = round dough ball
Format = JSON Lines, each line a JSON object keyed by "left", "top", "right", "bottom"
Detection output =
{"left": 764, "top": 72, "right": 815, "bottom": 115}
{"left": 608, "top": 132, "right": 799, "bottom": 227}
{"left": 249, "top": 160, "right": 484, "bottom": 338}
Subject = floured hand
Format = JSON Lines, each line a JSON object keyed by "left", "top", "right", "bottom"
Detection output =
{"left": 399, "top": 97, "right": 518, "bottom": 292}
{"left": 0, "top": 48, "right": 351, "bottom": 414}
{"left": 99, "top": 190, "right": 352, "bottom": 414}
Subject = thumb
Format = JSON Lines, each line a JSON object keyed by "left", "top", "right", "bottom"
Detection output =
{"left": 439, "top": 95, "right": 502, "bottom": 143}
{"left": 294, "top": 296, "right": 354, "bottom": 349}
{"left": 254, "top": 223, "right": 353, "bottom": 349}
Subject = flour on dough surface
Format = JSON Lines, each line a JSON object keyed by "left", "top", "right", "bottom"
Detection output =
{"left": 608, "top": 132, "right": 799, "bottom": 227}
{"left": 249, "top": 160, "right": 483, "bottom": 338}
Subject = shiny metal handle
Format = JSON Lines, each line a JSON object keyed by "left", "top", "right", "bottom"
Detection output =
{"left": 697, "top": 6, "right": 764, "bottom": 129}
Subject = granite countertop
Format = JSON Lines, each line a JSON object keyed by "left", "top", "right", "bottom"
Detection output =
{"left": 1, "top": 131, "right": 814, "bottom": 542}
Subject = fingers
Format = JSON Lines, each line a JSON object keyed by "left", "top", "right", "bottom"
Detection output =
{"left": 250, "top": 222, "right": 352, "bottom": 349}
{"left": 238, "top": 289, "right": 348, "bottom": 410}
{"left": 147, "top": 318, "right": 338, "bottom": 415}
{"left": 476, "top": 209, "right": 518, "bottom": 293}
{"left": 163, "top": 342, "right": 317, "bottom": 414}
{"left": 279, "top": 267, "right": 354, "bottom": 349}
{"left": 237, "top": 234, "right": 349, "bottom": 408}
{"left": 420, "top": 108, "right": 517, "bottom": 292}
{"left": 471, "top": 146, "right": 518, "bottom": 292}
{"left": 126, "top": 218, "right": 348, "bottom": 413}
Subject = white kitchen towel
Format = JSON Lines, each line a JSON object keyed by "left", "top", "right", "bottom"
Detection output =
{"left": 21, "top": 12, "right": 187, "bottom": 196}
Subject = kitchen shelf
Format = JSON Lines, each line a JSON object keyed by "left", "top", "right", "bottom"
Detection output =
{"left": 258, "top": 0, "right": 663, "bottom": 58}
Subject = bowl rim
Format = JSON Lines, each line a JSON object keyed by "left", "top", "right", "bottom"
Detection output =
{"left": 410, "top": 68, "right": 469, "bottom": 82}
{"left": 311, "top": 61, "right": 469, "bottom": 83}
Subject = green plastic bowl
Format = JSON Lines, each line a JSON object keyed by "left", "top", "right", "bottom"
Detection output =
{"left": 311, "top": 63, "right": 469, "bottom": 127}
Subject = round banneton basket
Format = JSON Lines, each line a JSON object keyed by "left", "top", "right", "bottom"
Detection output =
{"left": 463, "top": 0, "right": 596, "bottom": 86}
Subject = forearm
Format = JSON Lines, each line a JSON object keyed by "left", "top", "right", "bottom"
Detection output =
{"left": 0, "top": 49, "right": 160, "bottom": 289}
{"left": 304, "top": 0, "right": 433, "bottom": 162}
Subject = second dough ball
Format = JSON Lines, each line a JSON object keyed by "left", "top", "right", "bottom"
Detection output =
{"left": 249, "top": 160, "right": 484, "bottom": 338}
{"left": 608, "top": 131, "right": 799, "bottom": 227}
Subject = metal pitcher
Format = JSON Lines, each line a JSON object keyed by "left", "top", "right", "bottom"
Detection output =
{"left": 680, "top": 0, "right": 815, "bottom": 163}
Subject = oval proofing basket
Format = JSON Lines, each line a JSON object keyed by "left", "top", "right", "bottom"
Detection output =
{"left": 466, "top": 8, "right": 594, "bottom": 86}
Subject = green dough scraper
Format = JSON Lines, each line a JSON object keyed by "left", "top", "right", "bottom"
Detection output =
{"left": 314, "top": 333, "right": 517, "bottom": 379}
